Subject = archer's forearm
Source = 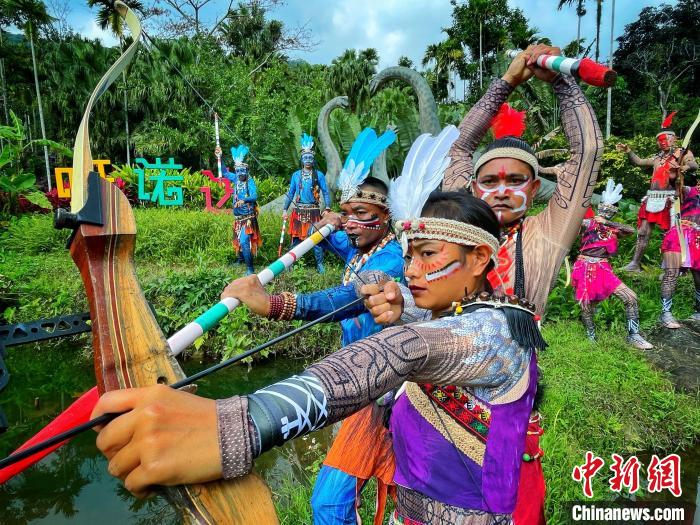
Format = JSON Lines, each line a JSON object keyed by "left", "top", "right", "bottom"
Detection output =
{"left": 442, "top": 78, "right": 514, "bottom": 191}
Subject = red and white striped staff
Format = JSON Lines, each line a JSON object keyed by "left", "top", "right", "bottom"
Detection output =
{"left": 506, "top": 50, "right": 617, "bottom": 88}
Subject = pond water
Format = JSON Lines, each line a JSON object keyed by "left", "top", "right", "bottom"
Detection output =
{"left": 0, "top": 339, "right": 332, "bottom": 524}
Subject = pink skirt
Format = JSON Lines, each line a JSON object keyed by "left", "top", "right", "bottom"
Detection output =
{"left": 661, "top": 224, "right": 700, "bottom": 270}
{"left": 572, "top": 257, "right": 622, "bottom": 304}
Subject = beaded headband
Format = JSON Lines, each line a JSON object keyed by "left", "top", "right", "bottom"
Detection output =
{"left": 473, "top": 147, "right": 539, "bottom": 177}
{"left": 345, "top": 188, "right": 389, "bottom": 208}
{"left": 656, "top": 131, "right": 675, "bottom": 138}
{"left": 395, "top": 217, "right": 500, "bottom": 265}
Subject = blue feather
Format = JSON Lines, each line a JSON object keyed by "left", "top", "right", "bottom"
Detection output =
{"left": 344, "top": 128, "right": 377, "bottom": 170}
{"left": 359, "top": 130, "right": 396, "bottom": 173}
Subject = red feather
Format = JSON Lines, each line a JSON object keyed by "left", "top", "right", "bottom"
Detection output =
{"left": 584, "top": 207, "right": 595, "bottom": 219}
{"left": 491, "top": 103, "right": 526, "bottom": 139}
{"left": 662, "top": 111, "right": 677, "bottom": 129}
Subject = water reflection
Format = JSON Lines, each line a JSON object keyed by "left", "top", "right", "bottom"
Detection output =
{"left": 0, "top": 341, "right": 329, "bottom": 524}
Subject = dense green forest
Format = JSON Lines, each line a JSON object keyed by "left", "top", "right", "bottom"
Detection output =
{"left": 1, "top": 0, "right": 698, "bottom": 214}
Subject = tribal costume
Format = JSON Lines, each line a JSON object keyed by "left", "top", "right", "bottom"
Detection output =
{"left": 659, "top": 179, "right": 700, "bottom": 327}
{"left": 216, "top": 127, "right": 546, "bottom": 524}
{"left": 226, "top": 145, "right": 261, "bottom": 275}
{"left": 443, "top": 74, "right": 602, "bottom": 315}
{"left": 571, "top": 180, "right": 652, "bottom": 348}
{"left": 284, "top": 134, "right": 332, "bottom": 273}
{"left": 621, "top": 113, "right": 698, "bottom": 271}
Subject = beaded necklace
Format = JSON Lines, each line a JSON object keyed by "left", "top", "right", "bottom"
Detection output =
{"left": 342, "top": 233, "right": 395, "bottom": 285}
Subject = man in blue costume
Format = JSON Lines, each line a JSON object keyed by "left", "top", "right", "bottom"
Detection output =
{"left": 222, "top": 128, "right": 402, "bottom": 524}
{"left": 283, "top": 133, "right": 332, "bottom": 273}
{"left": 226, "top": 145, "right": 261, "bottom": 275}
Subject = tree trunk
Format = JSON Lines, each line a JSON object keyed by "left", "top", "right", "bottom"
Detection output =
{"left": 479, "top": 20, "right": 483, "bottom": 89}
{"left": 28, "top": 25, "right": 52, "bottom": 191}
{"left": 595, "top": 0, "right": 602, "bottom": 62}
{"left": 605, "top": 0, "right": 615, "bottom": 138}
{"left": 576, "top": 16, "right": 581, "bottom": 58}
{"left": 0, "top": 30, "right": 9, "bottom": 124}
{"left": 120, "top": 39, "right": 130, "bottom": 165}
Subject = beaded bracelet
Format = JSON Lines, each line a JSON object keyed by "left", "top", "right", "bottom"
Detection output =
{"left": 268, "top": 294, "right": 284, "bottom": 320}
{"left": 279, "top": 292, "right": 297, "bottom": 321}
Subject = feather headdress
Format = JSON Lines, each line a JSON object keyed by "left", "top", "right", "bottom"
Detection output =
{"left": 658, "top": 111, "right": 677, "bottom": 137}
{"left": 491, "top": 103, "right": 527, "bottom": 139}
{"left": 474, "top": 104, "right": 538, "bottom": 177}
{"left": 389, "top": 125, "right": 500, "bottom": 260}
{"left": 231, "top": 145, "right": 249, "bottom": 168}
{"left": 389, "top": 126, "right": 459, "bottom": 220}
{"left": 300, "top": 133, "right": 315, "bottom": 155}
{"left": 598, "top": 178, "right": 623, "bottom": 216}
{"left": 600, "top": 178, "right": 623, "bottom": 206}
{"left": 337, "top": 127, "right": 397, "bottom": 204}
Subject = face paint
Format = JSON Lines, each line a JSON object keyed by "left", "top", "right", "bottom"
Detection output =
{"left": 344, "top": 215, "right": 382, "bottom": 230}
{"left": 301, "top": 153, "right": 314, "bottom": 167}
{"left": 476, "top": 165, "right": 531, "bottom": 221}
{"left": 657, "top": 135, "right": 669, "bottom": 150}
{"left": 235, "top": 166, "right": 248, "bottom": 179}
{"left": 424, "top": 260, "right": 463, "bottom": 282}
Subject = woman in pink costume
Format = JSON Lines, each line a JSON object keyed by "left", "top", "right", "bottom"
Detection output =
{"left": 572, "top": 179, "right": 653, "bottom": 349}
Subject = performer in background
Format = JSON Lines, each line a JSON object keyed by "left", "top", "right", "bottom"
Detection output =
{"left": 616, "top": 113, "right": 697, "bottom": 272}
{"left": 659, "top": 170, "right": 700, "bottom": 328}
{"left": 226, "top": 145, "right": 261, "bottom": 275}
{"left": 219, "top": 128, "right": 402, "bottom": 525}
{"left": 284, "top": 134, "right": 332, "bottom": 273}
{"left": 571, "top": 180, "right": 653, "bottom": 349}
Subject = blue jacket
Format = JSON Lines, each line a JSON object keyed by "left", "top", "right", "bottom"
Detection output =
{"left": 225, "top": 170, "right": 258, "bottom": 217}
{"left": 283, "top": 169, "right": 331, "bottom": 211}
{"left": 294, "top": 231, "right": 404, "bottom": 346}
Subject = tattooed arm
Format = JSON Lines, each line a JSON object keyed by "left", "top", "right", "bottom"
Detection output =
{"left": 627, "top": 151, "right": 656, "bottom": 168}
{"left": 217, "top": 309, "right": 529, "bottom": 478}
{"left": 603, "top": 219, "right": 635, "bottom": 236}
{"left": 533, "top": 75, "right": 603, "bottom": 251}
{"left": 442, "top": 79, "right": 515, "bottom": 191}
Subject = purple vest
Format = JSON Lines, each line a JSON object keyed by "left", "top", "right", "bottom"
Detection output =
{"left": 390, "top": 354, "right": 537, "bottom": 514}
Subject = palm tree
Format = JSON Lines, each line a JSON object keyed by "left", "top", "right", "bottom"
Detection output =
{"left": 87, "top": 0, "right": 144, "bottom": 165}
{"left": 326, "top": 49, "right": 379, "bottom": 112}
{"left": 594, "top": 0, "right": 604, "bottom": 62}
{"left": 422, "top": 39, "right": 464, "bottom": 101}
{"left": 2, "top": 0, "right": 55, "bottom": 189}
{"left": 557, "top": 0, "right": 587, "bottom": 58}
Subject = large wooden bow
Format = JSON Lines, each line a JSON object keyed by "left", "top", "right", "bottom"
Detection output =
{"left": 55, "top": 3, "right": 278, "bottom": 522}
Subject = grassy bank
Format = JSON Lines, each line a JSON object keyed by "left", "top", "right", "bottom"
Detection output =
{"left": 1, "top": 207, "right": 699, "bottom": 523}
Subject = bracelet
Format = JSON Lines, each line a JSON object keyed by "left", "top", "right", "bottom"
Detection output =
{"left": 279, "top": 292, "right": 297, "bottom": 321}
{"left": 268, "top": 294, "right": 283, "bottom": 320}
{"left": 268, "top": 292, "right": 297, "bottom": 320}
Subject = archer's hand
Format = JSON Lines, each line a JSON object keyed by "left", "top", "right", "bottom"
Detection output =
{"left": 92, "top": 385, "right": 221, "bottom": 498}
{"left": 616, "top": 143, "right": 631, "bottom": 153}
{"left": 214, "top": 146, "right": 222, "bottom": 158}
{"left": 282, "top": 211, "right": 288, "bottom": 221}
{"left": 361, "top": 280, "right": 404, "bottom": 325}
{"left": 221, "top": 275, "right": 271, "bottom": 317}
{"left": 316, "top": 211, "right": 342, "bottom": 229}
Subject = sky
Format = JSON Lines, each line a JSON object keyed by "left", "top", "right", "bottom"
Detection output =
{"left": 59, "top": 0, "right": 670, "bottom": 70}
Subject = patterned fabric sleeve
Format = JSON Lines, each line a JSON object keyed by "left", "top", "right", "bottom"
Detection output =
{"left": 243, "top": 177, "right": 257, "bottom": 203}
{"left": 531, "top": 74, "right": 603, "bottom": 252}
{"left": 214, "top": 309, "right": 530, "bottom": 479}
{"left": 283, "top": 171, "right": 299, "bottom": 211}
{"left": 317, "top": 170, "right": 332, "bottom": 209}
{"left": 442, "top": 78, "right": 515, "bottom": 191}
{"left": 294, "top": 284, "right": 368, "bottom": 322}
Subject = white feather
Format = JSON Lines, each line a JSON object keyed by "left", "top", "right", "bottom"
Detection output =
{"left": 389, "top": 126, "right": 460, "bottom": 220}
{"left": 601, "top": 178, "right": 624, "bottom": 205}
